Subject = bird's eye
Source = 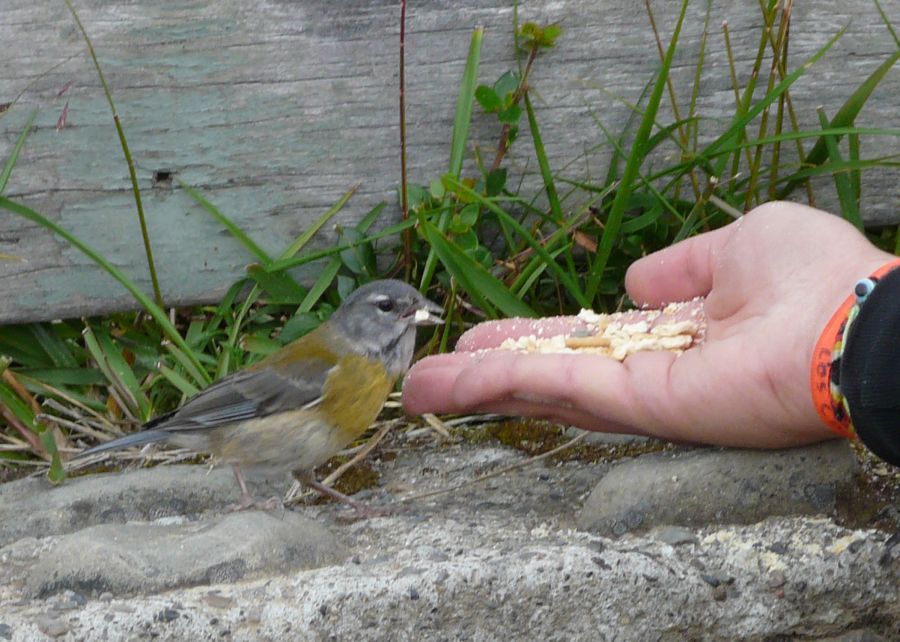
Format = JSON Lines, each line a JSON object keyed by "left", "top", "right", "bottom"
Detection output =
{"left": 376, "top": 298, "right": 394, "bottom": 312}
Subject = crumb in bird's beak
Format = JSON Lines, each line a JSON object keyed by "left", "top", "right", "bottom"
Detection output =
{"left": 414, "top": 307, "right": 444, "bottom": 326}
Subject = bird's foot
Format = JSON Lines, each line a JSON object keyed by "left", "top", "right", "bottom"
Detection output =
{"left": 294, "top": 472, "right": 404, "bottom": 521}
{"left": 227, "top": 493, "right": 283, "bottom": 513}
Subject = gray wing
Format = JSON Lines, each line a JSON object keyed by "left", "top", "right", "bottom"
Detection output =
{"left": 151, "top": 355, "right": 334, "bottom": 434}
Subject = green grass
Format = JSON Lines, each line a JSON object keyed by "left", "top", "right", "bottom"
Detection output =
{"left": 0, "top": 2, "right": 898, "bottom": 481}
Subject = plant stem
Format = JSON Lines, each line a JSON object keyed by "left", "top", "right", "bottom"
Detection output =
{"left": 490, "top": 46, "right": 538, "bottom": 172}
{"left": 63, "top": 0, "right": 164, "bottom": 309}
{"left": 399, "top": 0, "right": 412, "bottom": 278}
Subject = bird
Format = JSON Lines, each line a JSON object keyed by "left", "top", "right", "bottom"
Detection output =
{"left": 78, "top": 279, "right": 443, "bottom": 512}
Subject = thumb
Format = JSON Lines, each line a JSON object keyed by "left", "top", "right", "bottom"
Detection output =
{"left": 625, "top": 223, "right": 734, "bottom": 307}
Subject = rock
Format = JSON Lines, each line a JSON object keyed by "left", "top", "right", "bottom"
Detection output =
{"left": 0, "top": 623, "right": 10, "bottom": 640}
{"left": 25, "top": 511, "right": 346, "bottom": 598}
{"left": 564, "top": 427, "right": 650, "bottom": 446}
{"left": 34, "top": 614, "right": 67, "bottom": 638}
{"left": 0, "top": 434, "right": 896, "bottom": 639}
{"left": 651, "top": 526, "right": 698, "bottom": 546}
{"left": 578, "top": 441, "right": 858, "bottom": 535}
{"left": 0, "top": 466, "right": 282, "bottom": 547}
{"left": 816, "top": 631, "right": 888, "bottom": 642}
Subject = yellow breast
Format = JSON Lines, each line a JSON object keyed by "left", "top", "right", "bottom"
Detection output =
{"left": 321, "top": 353, "right": 395, "bottom": 444}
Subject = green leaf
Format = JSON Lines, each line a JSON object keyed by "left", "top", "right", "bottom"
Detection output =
{"left": 475, "top": 85, "right": 502, "bottom": 113}
{"left": 486, "top": 168, "right": 507, "bottom": 197}
{"left": 17, "top": 367, "right": 107, "bottom": 386}
{"left": 458, "top": 203, "right": 479, "bottom": 227}
{"left": 246, "top": 264, "right": 307, "bottom": 303}
{"left": 428, "top": 179, "right": 445, "bottom": 200}
{"left": 498, "top": 104, "right": 522, "bottom": 124}
{"left": 40, "top": 430, "right": 65, "bottom": 485}
{"left": 817, "top": 107, "right": 862, "bottom": 230}
{"left": 540, "top": 24, "right": 562, "bottom": 47}
{"left": 442, "top": 174, "right": 589, "bottom": 308}
{"left": 337, "top": 275, "right": 356, "bottom": 301}
{"left": 281, "top": 311, "right": 326, "bottom": 343}
{"left": 419, "top": 219, "right": 534, "bottom": 318}
{"left": 506, "top": 124, "right": 519, "bottom": 146}
{"left": 494, "top": 71, "right": 519, "bottom": 102}
{"left": 0, "top": 380, "right": 38, "bottom": 432}
{"left": 240, "top": 334, "right": 282, "bottom": 357}
{"left": 83, "top": 324, "right": 152, "bottom": 420}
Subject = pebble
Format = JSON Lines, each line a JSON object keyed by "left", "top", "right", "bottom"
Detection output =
{"left": 0, "top": 624, "right": 11, "bottom": 640}
{"left": 203, "top": 593, "right": 235, "bottom": 609}
{"left": 35, "top": 614, "right": 68, "bottom": 638}
{"left": 155, "top": 608, "right": 179, "bottom": 623}
{"left": 652, "top": 526, "right": 698, "bottom": 546}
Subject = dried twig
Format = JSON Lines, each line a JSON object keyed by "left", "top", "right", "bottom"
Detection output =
{"left": 284, "top": 419, "right": 402, "bottom": 504}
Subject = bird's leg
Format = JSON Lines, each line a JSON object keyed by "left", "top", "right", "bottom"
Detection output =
{"left": 229, "top": 463, "right": 281, "bottom": 512}
{"left": 293, "top": 470, "right": 395, "bottom": 519}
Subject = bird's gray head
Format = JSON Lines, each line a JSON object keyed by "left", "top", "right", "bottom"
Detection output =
{"left": 330, "top": 279, "right": 443, "bottom": 377}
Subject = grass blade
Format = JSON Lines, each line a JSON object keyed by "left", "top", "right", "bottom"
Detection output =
{"left": 0, "top": 108, "right": 37, "bottom": 193}
{"left": 816, "top": 107, "right": 862, "bottom": 230}
{"left": 586, "top": 0, "right": 690, "bottom": 301}
{"left": 279, "top": 185, "right": 358, "bottom": 260}
{"left": 442, "top": 175, "right": 589, "bottom": 308}
{"left": 777, "top": 50, "right": 898, "bottom": 197}
{"left": 421, "top": 27, "right": 484, "bottom": 292}
{"left": 0, "top": 196, "right": 204, "bottom": 375}
{"left": 157, "top": 363, "right": 200, "bottom": 398}
{"left": 297, "top": 258, "right": 341, "bottom": 314}
{"left": 31, "top": 324, "right": 79, "bottom": 369}
{"left": 64, "top": 0, "right": 163, "bottom": 308}
{"left": 420, "top": 219, "right": 534, "bottom": 318}
{"left": 163, "top": 340, "right": 213, "bottom": 387}
{"left": 449, "top": 28, "right": 484, "bottom": 179}
{"left": 177, "top": 180, "right": 272, "bottom": 264}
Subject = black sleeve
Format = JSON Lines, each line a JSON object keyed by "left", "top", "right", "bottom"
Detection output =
{"left": 840, "top": 267, "right": 900, "bottom": 466}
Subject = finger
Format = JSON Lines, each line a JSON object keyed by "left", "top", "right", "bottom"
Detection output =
{"left": 412, "top": 345, "right": 809, "bottom": 448}
{"left": 455, "top": 303, "right": 708, "bottom": 353}
{"left": 455, "top": 317, "right": 581, "bottom": 352}
{"left": 625, "top": 223, "right": 734, "bottom": 306}
{"left": 403, "top": 352, "right": 484, "bottom": 413}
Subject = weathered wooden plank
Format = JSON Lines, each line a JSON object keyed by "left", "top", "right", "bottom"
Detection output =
{"left": 1, "top": 0, "right": 897, "bottom": 324}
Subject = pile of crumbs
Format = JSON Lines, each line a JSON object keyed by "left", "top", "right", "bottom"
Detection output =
{"left": 498, "top": 301, "right": 704, "bottom": 361}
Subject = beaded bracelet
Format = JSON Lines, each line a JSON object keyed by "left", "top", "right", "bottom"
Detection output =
{"left": 810, "top": 259, "right": 900, "bottom": 438}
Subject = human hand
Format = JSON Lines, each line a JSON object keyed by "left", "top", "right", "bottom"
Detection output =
{"left": 403, "top": 202, "right": 895, "bottom": 448}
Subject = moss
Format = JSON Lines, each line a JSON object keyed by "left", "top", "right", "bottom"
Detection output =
{"left": 316, "top": 457, "right": 380, "bottom": 499}
{"left": 471, "top": 418, "right": 674, "bottom": 464}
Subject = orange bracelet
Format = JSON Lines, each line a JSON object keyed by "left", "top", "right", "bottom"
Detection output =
{"left": 810, "top": 259, "right": 900, "bottom": 438}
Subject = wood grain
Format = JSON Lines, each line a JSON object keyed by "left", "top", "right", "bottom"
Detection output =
{"left": 1, "top": 0, "right": 897, "bottom": 324}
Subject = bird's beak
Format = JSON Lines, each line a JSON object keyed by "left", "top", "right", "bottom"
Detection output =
{"left": 411, "top": 300, "right": 444, "bottom": 326}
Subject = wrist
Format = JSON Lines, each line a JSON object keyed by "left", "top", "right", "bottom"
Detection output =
{"left": 810, "top": 257, "right": 900, "bottom": 464}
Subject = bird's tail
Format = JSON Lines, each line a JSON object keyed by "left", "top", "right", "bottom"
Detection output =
{"left": 76, "top": 430, "right": 171, "bottom": 459}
